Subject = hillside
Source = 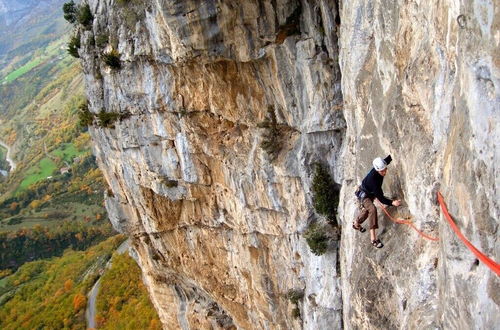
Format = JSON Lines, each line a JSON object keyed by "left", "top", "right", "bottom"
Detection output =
{"left": 0, "top": 235, "right": 124, "bottom": 329}
{"left": 0, "top": 0, "right": 113, "bottom": 272}
{"left": 0, "top": 2, "right": 161, "bottom": 329}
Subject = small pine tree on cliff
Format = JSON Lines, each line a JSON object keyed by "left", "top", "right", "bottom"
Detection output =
{"left": 312, "top": 163, "right": 339, "bottom": 226}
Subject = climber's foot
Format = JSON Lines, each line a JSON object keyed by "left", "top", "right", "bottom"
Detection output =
{"left": 371, "top": 239, "right": 383, "bottom": 248}
{"left": 352, "top": 223, "right": 366, "bottom": 233}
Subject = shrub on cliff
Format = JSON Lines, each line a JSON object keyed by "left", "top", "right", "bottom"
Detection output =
{"left": 77, "top": 101, "right": 93, "bottom": 127}
{"left": 286, "top": 289, "right": 304, "bottom": 319}
{"left": 63, "top": 2, "right": 93, "bottom": 28}
{"left": 95, "top": 33, "right": 109, "bottom": 48}
{"left": 258, "top": 106, "right": 282, "bottom": 161}
{"left": 97, "top": 110, "right": 121, "bottom": 128}
{"left": 77, "top": 4, "right": 93, "bottom": 28}
{"left": 304, "top": 222, "right": 329, "bottom": 256}
{"left": 102, "top": 49, "right": 121, "bottom": 69}
{"left": 62, "top": 1, "right": 77, "bottom": 23}
{"left": 67, "top": 34, "right": 81, "bottom": 58}
{"left": 312, "top": 163, "right": 339, "bottom": 226}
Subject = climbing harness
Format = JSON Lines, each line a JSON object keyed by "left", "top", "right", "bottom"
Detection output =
{"left": 437, "top": 192, "right": 500, "bottom": 276}
{"left": 376, "top": 200, "right": 439, "bottom": 241}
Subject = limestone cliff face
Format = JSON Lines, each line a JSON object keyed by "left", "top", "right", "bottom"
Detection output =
{"left": 78, "top": 0, "right": 498, "bottom": 329}
{"left": 339, "top": 1, "right": 499, "bottom": 329}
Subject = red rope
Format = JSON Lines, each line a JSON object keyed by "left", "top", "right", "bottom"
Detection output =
{"left": 377, "top": 200, "right": 439, "bottom": 241}
{"left": 437, "top": 192, "right": 500, "bottom": 276}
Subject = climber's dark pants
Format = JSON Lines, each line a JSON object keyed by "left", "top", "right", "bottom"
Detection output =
{"left": 355, "top": 198, "right": 378, "bottom": 229}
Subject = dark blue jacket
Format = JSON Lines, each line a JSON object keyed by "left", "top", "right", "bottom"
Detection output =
{"left": 360, "top": 155, "right": 393, "bottom": 206}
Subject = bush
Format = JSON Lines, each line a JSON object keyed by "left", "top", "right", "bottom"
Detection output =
{"left": 286, "top": 289, "right": 304, "bottom": 305}
{"left": 67, "top": 34, "right": 81, "bottom": 58}
{"left": 97, "top": 110, "right": 121, "bottom": 128}
{"left": 286, "top": 289, "right": 303, "bottom": 319}
{"left": 102, "top": 49, "right": 121, "bottom": 69}
{"left": 62, "top": 1, "right": 77, "bottom": 23}
{"left": 77, "top": 4, "right": 93, "bottom": 28}
{"left": 7, "top": 217, "right": 22, "bottom": 225}
{"left": 303, "top": 223, "right": 329, "bottom": 256}
{"left": 258, "top": 106, "right": 282, "bottom": 161}
{"left": 161, "top": 178, "right": 178, "bottom": 188}
{"left": 63, "top": 1, "right": 93, "bottom": 28}
{"left": 95, "top": 33, "right": 109, "bottom": 48}
{"left": 78, "top": 102, "right": 94, "bottom": 127}
{"left": 292, "top": 307, "right": 301, "bottom": 319}
{"left": 312, "top": 163, "right": 339, "bottom": 225}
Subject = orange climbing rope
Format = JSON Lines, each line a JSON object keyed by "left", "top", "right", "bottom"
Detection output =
{"left": 376, "top": 200, "right": 439, "bottom": 241}
{"left": 437, "top": 192, "right": 500, "bottom": 276}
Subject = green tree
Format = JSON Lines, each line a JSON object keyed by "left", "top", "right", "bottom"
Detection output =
{"left": 67, "top": 35, "right": 81, "bottom": 58}
{"left": 102, "top": 49, "right": 121, "bottom": 69}
{"left": 311, "top": 163, "right": 339, "bottom": 225}
{"left": 62, "top": 1, "right": 77, "bottom": 23}
{"left": 77, "top": 4, "right": 94, "bottom": 28}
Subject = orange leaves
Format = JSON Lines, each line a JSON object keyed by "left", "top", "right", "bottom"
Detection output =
{"left": 64, "top": 279, "right": 74, "bottom": 291}
{"left": 72, "top": 293, "right": 86, "bottom": 311}
{"left": 74, "top": 232, "right": 84, "bottom": 242}
{"left": 149, "top": 319, "right": 161, "bottom": 330}
{"left": 29, "top": 199, "right": 42, "bottom": 210}
{"left": 9, "top": 202, "right": 19, "bottom": 211}
{"left": 95, "top": 314, "right": 106, "bottom": 327}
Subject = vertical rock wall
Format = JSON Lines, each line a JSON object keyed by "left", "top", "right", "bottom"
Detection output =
{"left": 340, "top": 0, "right": 499, "bottom": 329}
{"left": 78, "top": 0, "right": 499, "bottom": 328}
{"left": 81, "top": 0, "right": 344, "bottom": 328}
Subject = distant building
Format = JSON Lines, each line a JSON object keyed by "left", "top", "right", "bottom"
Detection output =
{"left": 60, "top": 167, "right": 71, "bottom": 175}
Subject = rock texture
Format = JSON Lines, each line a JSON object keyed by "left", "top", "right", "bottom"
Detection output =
{"left": 78, "top": 0, "right": 499, "bottom": 329}
{"left": 82, "top": 0, "right": 344, "bottom": 329}
{"left": 340, "top": 1, "right": 499, "bottom": 329}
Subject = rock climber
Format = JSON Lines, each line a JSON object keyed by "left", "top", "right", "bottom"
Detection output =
{"left": 353, "top": 155, "right": 401, "bottom": 248}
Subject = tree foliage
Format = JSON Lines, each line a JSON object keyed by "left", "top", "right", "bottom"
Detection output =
{"left": 0, "top": 236, "right": 124, "bottom": 330}
{"left": 258, "top": 106, "right": 282, "bottom": 161}
{"left": 77, "top": 101, "right": 93, "bottom": 127}
{"left": 67, "top": 34, "right": 81, "bottom": 58}
{"left": 0, "top": 221, "right": 114, "bottom": 271}
{"left": 303, "top": 223, "right": 329, "bottom": 256}
{"left": 62, "top": 1, "right": 77, "bottom": 23}
{"left": 102, "top": 49, "right": 121, "bottom": 69}
{"left": 311, "top": 163, "right": 340, "bottom": 225}
{"left": 96, "top": 253, "right": 162, "bottom": 329}
{"left": 77, "top": 4, "right": 94, "bottom": 28}
{"left": 63, "top": 1, "right": 93, "bottom": 28}
{"left": 97, "top": 110, "right": 121, "bottom": 128}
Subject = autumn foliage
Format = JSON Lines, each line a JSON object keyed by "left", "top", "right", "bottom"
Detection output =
{"left": 0, "top": 236, "right": 124, "bottom": 329}
{"left": 96, "top": 253, "right": 162, "bottom": 329}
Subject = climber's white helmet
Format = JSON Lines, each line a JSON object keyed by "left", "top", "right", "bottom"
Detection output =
{"left": 373, "top": 157, "right": 387, "bottom": 171}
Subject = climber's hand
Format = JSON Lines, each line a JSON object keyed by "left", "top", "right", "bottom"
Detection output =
{"left": 392, "top": 200, "right": 401, "bottom": 207}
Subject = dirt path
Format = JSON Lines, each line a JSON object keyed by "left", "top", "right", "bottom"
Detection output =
{"left": 85, "top": 239, "right": 129, "bottom": 329}
{"left": 0, "top": 139, "right": 16, "bottom": 172}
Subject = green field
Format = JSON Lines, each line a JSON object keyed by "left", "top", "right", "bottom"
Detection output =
{"left": 52, "top": 143, "right": 83, "bottom": 162}
{"left": 19, "top": 157, "right": 57, "bottom": 190}
{"left": 1, "top": 37, "right": 66, "bottom": 85}
{"left": 2, "top": 58, "right": 43, "bottom": 84}
{"left": 17, "top": 143, "right": 85, "bottom": 191}
{"left": 0, "top": 201, "right": 104, "bottom": 233}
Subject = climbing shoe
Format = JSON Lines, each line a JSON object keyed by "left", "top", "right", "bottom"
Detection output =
{"left": 371, "top": 239, "right": 384, "bottom": 248}
{"left": 352, "top": 223, "right": 366, "bottom": 233}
